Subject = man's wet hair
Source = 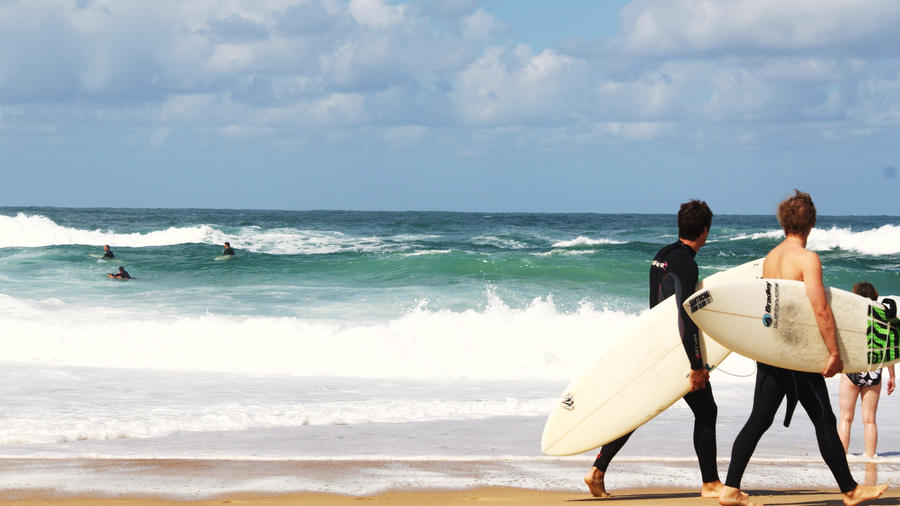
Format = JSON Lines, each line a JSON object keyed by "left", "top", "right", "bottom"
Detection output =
{"left": 777, "top": 189, "right": 817, "bottom": 234}
{"left": 678, "top": 200, "right": 713, "bottom": 240}
{"left": 852, "top": 281, "right": 878, "bottom": 301}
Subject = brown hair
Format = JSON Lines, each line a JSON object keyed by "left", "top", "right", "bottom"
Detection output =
{"left": 852, "top": 281, "right": 878, "bottom": 301}
{"left": 777, "top": 189, "right": 816, "bottom": 235}
{"left": 678, "top": 200, "right": 713, "bottom": 240}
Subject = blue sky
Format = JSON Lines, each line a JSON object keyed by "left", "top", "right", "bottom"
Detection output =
{"left": 1, "top": 0, "right": 899, "bottom": 214}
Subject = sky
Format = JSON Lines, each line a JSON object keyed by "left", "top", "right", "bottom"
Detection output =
{"left": 1, "top": 0, "right": 899, "bottom": 214}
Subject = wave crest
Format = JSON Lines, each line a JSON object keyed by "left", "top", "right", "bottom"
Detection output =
{"left": 0, "top": 292, "right": 639, "bottom": 382}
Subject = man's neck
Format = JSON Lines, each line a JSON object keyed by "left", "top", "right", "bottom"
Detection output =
{"left": 680, "top": 237, "right": 702, "bottom": 253}
{"left": 783, "top": 232, "right": 808, "bottom": 249}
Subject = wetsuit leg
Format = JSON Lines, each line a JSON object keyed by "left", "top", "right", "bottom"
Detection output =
{"left": 795, "top": 372, "right": 857, "bottom": 493}
{"left": 724, "top": 362, "right": 787, "bottom": 489}
{"left": 592, "top": 430, "right": 633, "bottom": 471}
{"left": 683, "top": 385, "right": 719, "bottom": 483}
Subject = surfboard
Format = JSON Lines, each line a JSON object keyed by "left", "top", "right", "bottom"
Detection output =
{"left": 683, "top": 279, "right": 900, "bottom": 373}
{"left": 540, "top": 258, "right": 764, "bottom": 456}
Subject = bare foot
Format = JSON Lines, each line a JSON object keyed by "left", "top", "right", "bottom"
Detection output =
{"left": 584, "top": 466, "right": 611, "bottom": 498}
{"left": 701, "top": 480, "right": 724, "bottom": 498}
{"left": 843, "top": 483, "right": 888, "bottom": 506}
{"left": 719, "top": 486, "right": 758, "bottom": 506}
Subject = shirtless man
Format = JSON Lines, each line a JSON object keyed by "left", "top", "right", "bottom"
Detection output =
{"left": 719, "top": 190, "right": 887, "bottom": 506}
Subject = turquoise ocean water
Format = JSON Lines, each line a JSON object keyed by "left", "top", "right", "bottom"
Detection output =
{"left": 0, "top": 208, "right": 898, "bottom": 496}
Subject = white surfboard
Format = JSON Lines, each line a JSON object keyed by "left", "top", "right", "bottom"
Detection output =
{"left": 683, "top": 279, "right": 900, "bottom": 373}
{"left": 540, "top": 258, "right": 763, "bottom": 456}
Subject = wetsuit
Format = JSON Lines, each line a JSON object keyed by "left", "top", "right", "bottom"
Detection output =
{"left": 724, "top": 362, "right": 856, "bottom": 492}
{"left": 111, "top": 269, "right": 131, "bottom": 279}
{"left": 223, "top": 247, "right": 235, "bottom": 256}
{"left": 592, "top": 241, "right": 719, "bottom": 484}
{"left": 103, "top": 250, "right": 114, "bottom": 259}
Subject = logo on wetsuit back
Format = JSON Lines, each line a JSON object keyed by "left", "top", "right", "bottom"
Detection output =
{"left": 560, "top": 392, "right": 575, "bottom": 410}
{"left": 762, "top": 281, "right": 779, "bottom": 328}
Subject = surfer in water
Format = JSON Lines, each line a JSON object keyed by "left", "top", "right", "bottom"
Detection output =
{"left": 585, "top": 200, "right": 724, "bottom": 499}
{"left": 222, "top": 242, "right": 235, "bottom": 256}
{"left": 107, "top": 266, "right": 131, "bottom": 279}
{"left": 718, "top": 190, "right": 887, "bottom": 506}
{"left": 103, "top": 245, "right": 114, "bottom": 259}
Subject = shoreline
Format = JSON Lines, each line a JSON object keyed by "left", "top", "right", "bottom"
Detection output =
{"left": 0, "top": 457, "right": 897, "bottom": 504}
{"left": 4, "top": 486, "right": 899, "bottom": 505}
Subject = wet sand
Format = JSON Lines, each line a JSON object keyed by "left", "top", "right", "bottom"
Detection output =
{"left": 0, "top": 457, "right": 896, "bottom": 505}
{"left": 3, "top": 487, "right": 899, "bottom": 505}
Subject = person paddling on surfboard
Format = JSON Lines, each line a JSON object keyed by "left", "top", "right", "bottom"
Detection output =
{"left": 223, "top": 242, "right": 235, "bottom": 256}
{"left": 107, "top": 266, "right": 131, "bottom": 279}
{"left": 718, "top": 190, "right": 887, "bottom": 506}
{"left": 585, "top": 200, "right": 724, "bottom": 499}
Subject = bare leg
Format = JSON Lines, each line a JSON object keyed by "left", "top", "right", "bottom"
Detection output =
{"left": 584, "top": 466, "right": 611, "bottom": 497}
{"left": 859, "top": 383, "right": 882, "bottom": 459}
{"left": 701, "top": 480, "right": 724, "bottom": 498}
{"left": 837, "top": 375, "right": 859, "bottom": 454}
{"left": 719, "top": 485, "right": 758, "bottom": 506}
{"left": 863, "top": 462, "right": 877, "bottom": 486}
{"left": 842, "top": 483, "right": 888, "bottom": 505}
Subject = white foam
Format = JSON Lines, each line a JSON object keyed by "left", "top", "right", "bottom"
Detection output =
{"left": 0, "top": 213, "right": 215, "bottom": 248}
{"left": 471, "top": 235, "right": 528, "bottom": 249}
{"left": 551, "top": 236, "right": 625, "bottom": 248}
{"left": 729, "top": 224, "right": 900, "bottom": 256}
{"left": 807, "top": 224, "right": 900, "bottom": 255}
{"left": 729, "top": 230, "right": 784, "bottom": 241}
{"left": 0, "top": 291, "right": 638, "bottom": 382}
{"left": 0, "top": 398, "right": 555, "bottom": 445}
{"left": 0, "top": 213, "right": 426, "bottom": 255}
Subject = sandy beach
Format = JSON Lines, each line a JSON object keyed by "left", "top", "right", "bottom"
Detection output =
{"left": 0, "top": 458, "right": 898, "bottom": 505}
{"left": 4, "top": 486, "right": 900, "bottom": 505}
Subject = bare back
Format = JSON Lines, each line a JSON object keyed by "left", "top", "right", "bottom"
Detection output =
{"left": 762, "top": 239, "right": 818, "bottom": 281}
{"left": 764, "top": 233, "right": 842, "bottom": 376}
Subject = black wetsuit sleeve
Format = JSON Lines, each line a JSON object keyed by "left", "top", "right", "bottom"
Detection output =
{"left": 660, "top": 250, "right": 703, "bottom": 370}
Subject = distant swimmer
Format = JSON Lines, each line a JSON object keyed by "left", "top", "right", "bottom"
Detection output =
{"left": 222, "top": 242, "right": 235, "bottom": 256}
{"left": 103, "top": 245, "right": 115, "bottom": 259}
{"left": 107, "top": 266, "right": 131, "bottom": 279}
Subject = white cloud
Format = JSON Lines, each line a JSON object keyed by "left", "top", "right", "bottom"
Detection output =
{"left": 618, "top": 0, "right": 900, "bottom": 55}
{"left": 453, "top": 45, "right": 590, "bottom": 125}
{"left": 348, "top": 0, "right": 405, "bottom": 28}
{"left": 460, "top": 8, "right": 498, "bottom": 40}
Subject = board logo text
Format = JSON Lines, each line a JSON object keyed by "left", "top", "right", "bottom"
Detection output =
{"left": 763, "top": 281, "right": 779, "bottom": 328}
{"left": 689, "top": 290, "right": 712, "bottom": 313}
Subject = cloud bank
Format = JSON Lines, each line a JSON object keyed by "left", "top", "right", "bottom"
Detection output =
{"left": 1, "top": 0, "right": 899, "bottom": 153}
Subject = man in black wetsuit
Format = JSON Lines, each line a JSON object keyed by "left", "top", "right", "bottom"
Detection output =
{"left": 223, "top": 242, "right": 235, "bottom": 256}
{"left": 103, "top": 245, "right": 114, "bottom": 259}
{"left": 585, "top": 200, "right": 723, "bottom": 499}
{"left": 108, "top": 266, "right": 130, "bottom": 279}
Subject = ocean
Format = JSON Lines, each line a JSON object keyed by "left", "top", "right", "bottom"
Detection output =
{"left": 0, "top": 208, "right": 898, "bottom": 497}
